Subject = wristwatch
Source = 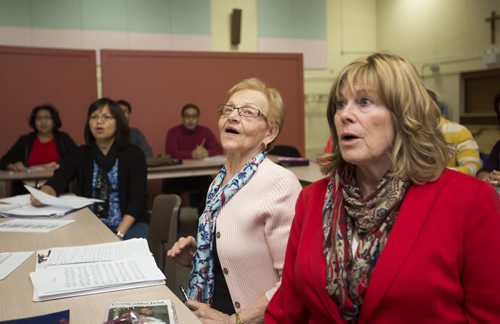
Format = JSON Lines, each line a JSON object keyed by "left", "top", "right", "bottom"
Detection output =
{"left": 115, "top": 230, "right": 125, "bottom": 239}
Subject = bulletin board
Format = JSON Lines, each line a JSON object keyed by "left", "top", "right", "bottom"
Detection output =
{"left": 100, "top": 50, "right": 305, "bottom": 156}
{"left": 0, "top": 46, "right": 97, "bottom": 153}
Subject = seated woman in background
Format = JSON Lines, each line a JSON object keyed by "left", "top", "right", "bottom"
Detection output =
{"left": 0, "top": 104, "right": 77, "bottom": 194}
{"left": 167, "top": 78, "right": 302, "bottom": 323}
{"left": 265, "top": 53, "right": 500, "bottom": 323}
{"left": 477, "top": 92, "right": 500, "bottom": 192}
{"left": 31, "top": 98, "right": 149, "bottom": 240}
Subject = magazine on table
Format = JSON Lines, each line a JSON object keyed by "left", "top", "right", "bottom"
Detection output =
{"left": 104, "top": 299, "right": 177, "bottom": 324}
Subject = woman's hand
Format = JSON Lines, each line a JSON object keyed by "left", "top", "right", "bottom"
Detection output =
{"left": 30, "top": 195, "right": 44, "bottom": 207}
{"left": 7, "top": 162, "right": 26, "bottom": 172}
{"left": 166, "top": 236, "right": 196, "bottom": 267}
{"left": 192, "top": 146, "right": 208, "bottom": 159}
{"left": 36, "top": 162, "right": 59, "bottom": 170}
{"left": 30, "top": 185, "right": 56, "bottom": 207}
{"left": 185, "top": 300, "right": 234, "bottom": 324}
{"left": 487, "top": 170, "right": 500, "bottom": 186}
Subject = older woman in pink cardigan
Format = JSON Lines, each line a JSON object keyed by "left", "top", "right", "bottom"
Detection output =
{"left": 167, "top": 78, "right": 302, "bottom": 323}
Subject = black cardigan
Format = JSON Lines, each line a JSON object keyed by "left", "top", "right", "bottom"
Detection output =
{"left": 45, "top": 144, "right": 148, "bottom": 223}
{"left": 0, "top": 131, "right": 77, "bottom": 169}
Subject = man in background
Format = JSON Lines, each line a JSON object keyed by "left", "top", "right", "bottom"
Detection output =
{"left": 164, "top": 103, "right": 222, "bottom": 159}
{"left": 117, "top": 100, "right": 153, "bottom": 158}
{"left": 163, "top": 103, "right": 223, "bottom": 213}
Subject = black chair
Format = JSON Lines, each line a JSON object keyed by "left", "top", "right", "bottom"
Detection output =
{"left": 269, "top": 145, "right": 301, "bottom": 157}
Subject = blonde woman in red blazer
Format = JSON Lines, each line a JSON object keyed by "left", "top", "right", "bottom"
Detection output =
{"left": 266, "top": 53, "right": 500, "bottom": 323}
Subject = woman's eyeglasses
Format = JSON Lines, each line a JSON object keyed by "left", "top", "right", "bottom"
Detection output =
{"left": 217, "top": 104, "right": 266, "bottom": 120}
{"left": 35, "top": 116, "right": 53, "bottom": 121}
{"left": 89, "top": 114, "right": 114, "bottom": 122}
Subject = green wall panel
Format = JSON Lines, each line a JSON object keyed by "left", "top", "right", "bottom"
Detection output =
{"left": 259, "top": 0, "right": 326, "bottom": 39}
{"left": 0, "top": 0, "right": 31, "bottom": 27}
{"left": 171, "top": 0, "right": 210, "bottom": 35}
{"left": 0, "top": 0, "right": 210, "bottom": 35}
{"left": 80, "top": 0, "right": 127, "bottom": 31}
{"left": 31, "top": 0, "right": 81, "bottom": 29}
{"left": 127, "top": 0, "right": 171, "bottom": 33}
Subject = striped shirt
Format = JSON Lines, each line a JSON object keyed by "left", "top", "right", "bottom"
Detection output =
{"left": 439, "top": 118, "right": 482, "bottom": 176}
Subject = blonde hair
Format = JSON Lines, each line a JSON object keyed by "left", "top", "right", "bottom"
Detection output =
{"left": 322, "top": 53, "right": 452, "bottom": 184}
{"left": 226, "top": 78, "right": 286, "bottom": 149}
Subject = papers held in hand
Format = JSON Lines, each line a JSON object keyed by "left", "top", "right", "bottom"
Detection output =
{"left": 0, "top": 186, "right": 103, "bottom": 217}
{"left": 25, "top": 185, "right": 103, "bottom": 209}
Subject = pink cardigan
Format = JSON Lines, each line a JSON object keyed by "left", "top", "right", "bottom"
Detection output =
{"left": 266, "top": 169, "right": 500, "bottom": 323}
{"left": 215, "top": 158, "right": 302, "bottom": 312}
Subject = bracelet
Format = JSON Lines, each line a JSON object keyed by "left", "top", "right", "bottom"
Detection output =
{"left": 235, "top": 312, "right": 244, "bottom": 324}
{"left": 115, "top": 230, "right": 125, "bottom": 239}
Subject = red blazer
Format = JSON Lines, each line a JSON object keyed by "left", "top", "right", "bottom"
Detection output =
{"left": 265, "top": 170, "right": 500, "bottom": 323}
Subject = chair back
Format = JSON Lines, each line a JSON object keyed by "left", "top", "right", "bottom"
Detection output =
{"left": 148, "top": 194, "right": 181, "bottom": 289}
{"left": 269, "top": 145, "right": 301, "bottom": 157}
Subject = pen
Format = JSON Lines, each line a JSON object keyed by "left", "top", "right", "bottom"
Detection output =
{"left": 179, "top": 285, "right": 188, "bottom": 302}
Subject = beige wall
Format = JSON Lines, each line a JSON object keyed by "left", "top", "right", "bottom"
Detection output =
{"left": 378, "top": 0, "right": 500, "bottom": 154}
{"left": 378, "top": 0, "right": 499, "bottom": 121}
{"left": 212, "top": 0, "right": 500, "bottom": 157}
{"left": 211, "top": 0, "right": 259, "bottom": 52}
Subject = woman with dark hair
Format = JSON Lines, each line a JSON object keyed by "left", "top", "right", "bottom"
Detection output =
{"left": 0, "top": 104, "right": 77, "bottom": 194}
{"left": 0, "top": 104, "right": 76, "bottom": 172}
{"left": 32, "top": 98, "right": 149, "bottom": 239}
{"left": 477, "top": 93, "right": 500, "bottom": 193}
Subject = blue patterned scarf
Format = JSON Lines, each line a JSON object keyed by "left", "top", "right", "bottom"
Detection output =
{"left": 187, "top": 151, "right": 268, "bottom": 303}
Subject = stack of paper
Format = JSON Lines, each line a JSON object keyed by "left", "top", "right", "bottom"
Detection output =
{"left": 0, "top": 186, "right": 102, "bottom": 217}
{"left": 30, "top": 238, "right": 166, "bottom": 301}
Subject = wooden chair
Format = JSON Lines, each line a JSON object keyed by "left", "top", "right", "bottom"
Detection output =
{"left": 0, "top": 180, "right": 6, "bottom": 198}
{"left": 148, "top": 194, "right": 182, "bottom": 289}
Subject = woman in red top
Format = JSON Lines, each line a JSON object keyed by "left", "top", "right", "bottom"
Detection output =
{"left": 0, "top": 104, "right": 76, "bottom": 193}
